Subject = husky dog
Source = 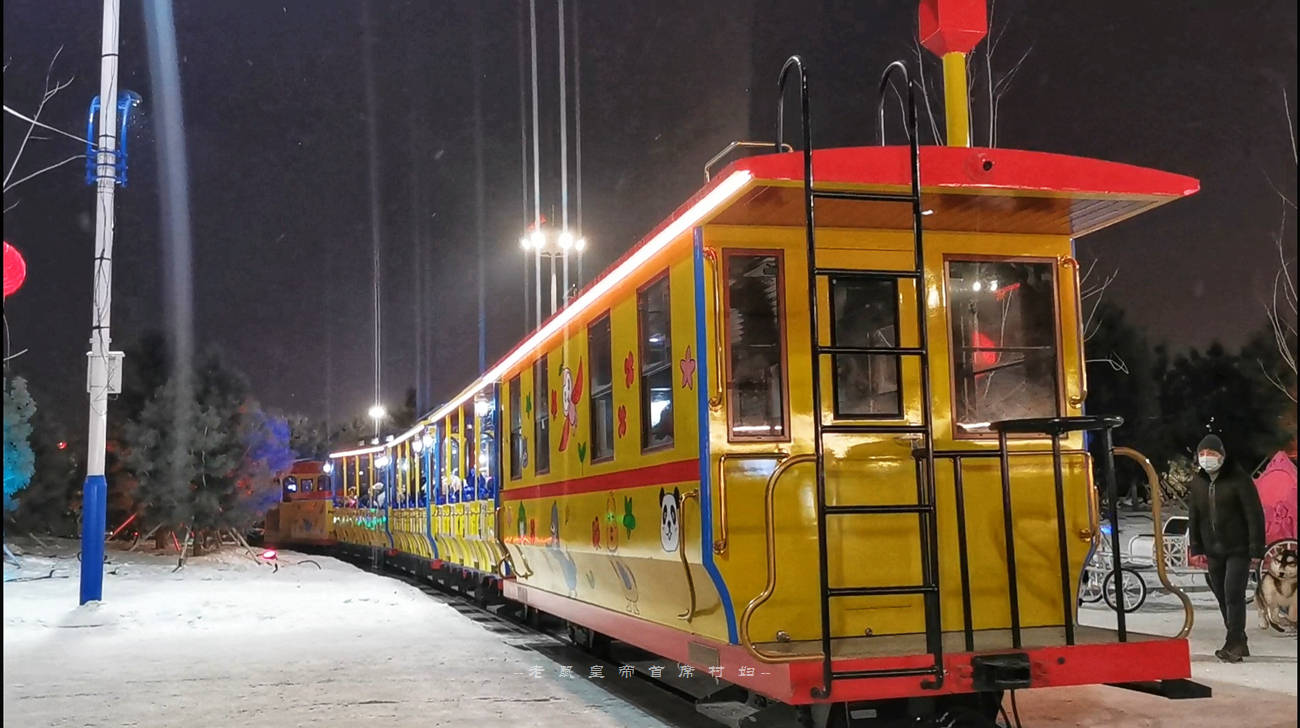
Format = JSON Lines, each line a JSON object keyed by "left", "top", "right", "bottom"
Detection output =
{"left": 1255, "top": 545, "right": 1298, "bottom": 633}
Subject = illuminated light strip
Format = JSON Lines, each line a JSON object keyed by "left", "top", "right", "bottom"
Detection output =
{"left": 331, "top": 444, "right": 384, "bottom": 459}
{"left": 428, "top": 170, "right": 754, "bottom": 426}
{"left": 328, "top": 170, "right": 753, "bottom": 461}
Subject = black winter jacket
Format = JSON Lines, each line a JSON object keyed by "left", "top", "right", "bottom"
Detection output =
{"left": 1186, "top": 463, "right": 1266, "bottom": 559}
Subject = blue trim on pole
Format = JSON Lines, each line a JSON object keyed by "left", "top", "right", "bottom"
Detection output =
{"left": 693, "top": 227, "right": 738, "bottom": 643}
{"left": 84, "top": 91, "right": 141, "bottom": 187}
{"left": 78, "top": 474, "right": 108, "bottom": 604}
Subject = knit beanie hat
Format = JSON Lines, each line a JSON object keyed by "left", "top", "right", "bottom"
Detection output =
{"left": 1196, "top": 433, "right": 1225, "bottom": 457}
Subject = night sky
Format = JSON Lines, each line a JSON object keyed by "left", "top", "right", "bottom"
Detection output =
{"left": 3, "top": 1, "right": 1296, "bottom": 436}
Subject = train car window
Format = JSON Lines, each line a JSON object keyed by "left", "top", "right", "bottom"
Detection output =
{"left": 945, "top": 259, "right": 1060, "bottom": 433}
{"left": 588, "top": 315, "right": 615, "bottom": 461}
{"left": 418, "top": 446, "right": 429, "bottom": 505}
{"left": 638, "top": 273, "right": 674, "bottom": 450}
{"left": 462, "top": 404, "right": 475, "bottom": 501}
{"left": 449, "top": 424, "right": 461, "bottom": 501}
{"left": 726, "top": 253, "right": 788, "bottom": 439}
{"left": 509, "top": 375, "right": 524, "bottom": 479}
{"left": 534, "top": 357, "right": 551, "bottom": 474}
{"left": 302, "top": 477, "right": 314, "bottom": 493}
{"left": 831, "top": 276, "right": 901, "bottom": 417}
{"left": 476, "top": 391, "right": 496, "bottom": 499}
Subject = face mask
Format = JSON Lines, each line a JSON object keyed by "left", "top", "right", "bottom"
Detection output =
{"left": 1199, "top": 454, "right": 1223, "bottom": 472}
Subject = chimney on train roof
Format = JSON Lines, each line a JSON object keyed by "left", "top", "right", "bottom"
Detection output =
{"left": 918, "top": 0, "right": 988, "bottom": 148}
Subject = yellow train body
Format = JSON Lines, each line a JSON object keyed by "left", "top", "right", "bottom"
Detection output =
{"left": 300, "top": 144, "right": 1197, "bottom": 704}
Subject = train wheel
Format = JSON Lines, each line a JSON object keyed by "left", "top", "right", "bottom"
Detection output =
{"left": 1103, "top": 568, "right": 1148, "bottom": 613}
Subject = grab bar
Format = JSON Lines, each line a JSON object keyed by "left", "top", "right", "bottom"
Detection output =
{"left": 1114, "top": 447, "right": 1193, "bottom": 639}
{"left": 714, "top": 451, "right": 788, "bottom": 555}
{"left": 740, "top": 454, "right": 820, "bottom": 663}
{"left": 676, "top": 489, "right": 700, "bottom": 622}
{"left": 704, "top": 248, "right": 726, "bottom": 412}
{"left": 704, "top": 140, "right": 793, "bottom": 182}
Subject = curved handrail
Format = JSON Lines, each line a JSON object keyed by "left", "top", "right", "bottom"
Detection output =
{"left": 704, "top": 248, "right": 726, "bottom": 411}
{"left": 1114, "top": 447, "right": 1194, "bottom": 639}
{"left": 740, "top": 454, "right": 820, "bottom": 663}
{"left": 775, "top": 56, "right": 810, "bottom": 159}
{"left": 714, "top": 451, "right": 789, "bottom": 555}
{"left": 1061, "top": 257, "right": 1088, "bottom": 408}
{"left": 876, "top": 60, "right": 915, "bottom": 148}
{"left": 676, "top": 489, "right": 700, "bottom": 622}
{"left": 704, "top": 140, "right": 793, "bottom": 182}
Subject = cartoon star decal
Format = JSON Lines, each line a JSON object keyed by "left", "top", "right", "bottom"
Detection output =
{"left": 680, "top": 346, "right": 696, "bottom": 390}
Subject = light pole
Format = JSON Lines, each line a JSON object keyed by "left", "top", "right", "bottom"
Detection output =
{"left": 521, "top": 228, "right": 587, "bottom": 317}
{"left": 80, "top": 0, "right": 124, "bottom": 606}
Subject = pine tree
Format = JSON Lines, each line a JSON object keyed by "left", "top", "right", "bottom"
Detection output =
{"left": 3, "top": 376, "right": 36, "bottom": 512}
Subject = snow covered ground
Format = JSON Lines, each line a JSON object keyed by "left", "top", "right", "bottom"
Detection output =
{"left": 3, "top": 536, "right": 1296, "bottom": 728}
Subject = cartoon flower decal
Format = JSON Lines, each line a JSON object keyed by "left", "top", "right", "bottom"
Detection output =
{"left": 624, "top": 351, "right": 635, "bottom": 388}
{"left": 680, "top": 345, "right": 696, "bottom": 390}
{"left": 617, "top": 405, "right": 628, "bottom": 439}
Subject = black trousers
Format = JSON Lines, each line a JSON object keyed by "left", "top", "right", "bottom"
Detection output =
{"left": 1206, "top": 554, "right": 1251, "bottom": 648}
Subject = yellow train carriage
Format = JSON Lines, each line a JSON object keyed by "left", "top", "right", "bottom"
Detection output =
{"left": 321, "top": 129, "right": 1198, "bottom": 711}
{"left": 313, "top": 9, "right": 1208, "bottom": 713}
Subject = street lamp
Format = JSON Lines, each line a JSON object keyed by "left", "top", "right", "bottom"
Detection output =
{"left": 521, "top": 227, "right": 589, "bottom": 327}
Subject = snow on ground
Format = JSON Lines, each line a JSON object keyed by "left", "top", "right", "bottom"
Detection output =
{"left": 3, "top": 534, "right": 1296, "bottom": 728}
{"left": 3, "top": 539, "right": 682, "bottom": 728}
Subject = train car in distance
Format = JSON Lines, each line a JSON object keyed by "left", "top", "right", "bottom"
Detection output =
{"left": 293, "top": 1, "right": 1210, "bottom": 725}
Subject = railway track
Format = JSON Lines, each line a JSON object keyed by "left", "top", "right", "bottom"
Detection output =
{"left": 336, "top": 548, "right": 787, "bottom": 728}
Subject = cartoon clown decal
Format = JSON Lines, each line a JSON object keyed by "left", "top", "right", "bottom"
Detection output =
{"left": 557, "top": 360, "right": 584, "bottom": 452}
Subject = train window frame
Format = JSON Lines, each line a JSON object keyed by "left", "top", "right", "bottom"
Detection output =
{"left": 723, "top": 250, "right": 791, "bottom": 442}
{"left": 588, "top": 313, "right": 615, "bottom": 463}
{"left": 829, "top": 275, "right": 903, "bottom": 419}
{"left": 508, "top": 374, "right": 524, "bottom": 479}
{"left": 637, "top": 271, "right": 675, "bottom": 453}
{"left": 943, "top": 255, "right": 1065, "bottom": 439}
{"left": 534, "top": 356, "right": 551, "bottom": 474}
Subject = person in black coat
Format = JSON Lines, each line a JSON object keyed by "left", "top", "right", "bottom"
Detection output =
{"left": 1186, "top": 433, "right": 1266, "bottom": 662}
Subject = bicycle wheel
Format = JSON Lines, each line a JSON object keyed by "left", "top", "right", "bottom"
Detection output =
{"left": 1103, "top": 567, "right": 1148, "bottom": 613}
{"left": 1079, "top": 569, "right": 1105, "bottom": 604}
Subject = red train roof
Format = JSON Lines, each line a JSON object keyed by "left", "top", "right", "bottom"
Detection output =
{"left": 713, "top": 145, "right": 1200, "bottom": 236}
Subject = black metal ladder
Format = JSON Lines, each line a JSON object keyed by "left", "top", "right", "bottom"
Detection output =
{"left": 777, "top": 57, "right": 944, "bottom": 698}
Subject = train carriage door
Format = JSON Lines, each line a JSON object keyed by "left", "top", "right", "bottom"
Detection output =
{"left": 805, "top": 237, "right": 938, "bottom": 642}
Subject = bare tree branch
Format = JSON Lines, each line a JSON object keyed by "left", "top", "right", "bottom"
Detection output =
{"left": 1284, "top": 87, "right": 1297, "bottom": 167}
{"left": 4, "top": 47, "right": 76, "bottom": 188}
{"left": 2, "top": 105, "right": 90, "bottom": 147}
{"left": 910, "top": 32, "right": 943, "bottom": 145}
{"left": 985, "top": 0, "right": 995, "bottom": 147}
{"left": 1258, "top": 359, "right": 1298, "bottom": 403}
{"left": 1087, "top": 352, "right": 1129, "bottom": 374}
{"left": 3, "top": 154, "right": 85, "bottom": 193}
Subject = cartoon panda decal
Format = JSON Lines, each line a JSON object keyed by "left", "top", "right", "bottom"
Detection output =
{"left": 659, "top": 487, "right": 680, "bottom": 553}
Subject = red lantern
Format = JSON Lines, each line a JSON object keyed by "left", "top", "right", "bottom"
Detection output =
{"left": 3, "top": 242, "right": 27, "bottom": 298}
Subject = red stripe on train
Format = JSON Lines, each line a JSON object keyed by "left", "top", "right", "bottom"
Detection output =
{"left": 500, "top": 458, "right": 699, "bottom": 501}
